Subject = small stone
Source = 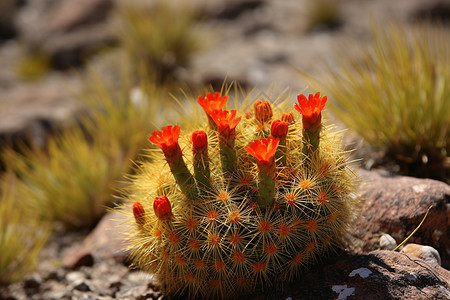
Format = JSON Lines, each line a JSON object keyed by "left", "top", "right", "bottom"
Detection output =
{"left": 73, "top": 281, "right": 91, "bottom": 292}
{"left": 23, "top": 274, "right": 42, "bottom": 290}
{"left": 401, "top": 243, "right": 442, "bottom": 266}
{"left": 379, "top": 233, "right": 397, "bottom": 250}
{"left": 355, "top": 170, "right": 450, "bottom": 268}
{"left": 23, "top": 273, "right": 42, "bottom": 297}
{"left": 66, "top": 271, "right": 85, "bottom": 283}
{"left": 109, "top": 281, "right": 122, "bottom": 290}
{"left": 63, "top": 246, "right": 94, "bottom": 269}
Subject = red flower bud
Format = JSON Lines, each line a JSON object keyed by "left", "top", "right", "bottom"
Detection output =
{"left": 254, "top": 101, "right": 273, "bottom": 124}
{"left": 270, "top": 120, "right": 289, "bottom": 139}
{"left": 281, "top": 111, "right": 295, "bottom": 125}
{"left": 153, "top": 196, "right": 173, "bottom": 220}
{"left": 132, "top": 202, "right": 145, "bottom": 225}
{"left": 192, "top": 130, "right": 208, "bottom": 154}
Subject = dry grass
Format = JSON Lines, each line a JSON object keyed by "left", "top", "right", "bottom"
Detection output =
{"left": 115, "top": 1, "right": 203, "bottom": 83}
{"left": 307, "top": 22, "right": 449, "bottom": 179}
{"left": 2, "top": 127, "right": 122, "bottom": 230}
{"left": 2, "top": 59, "right": 171, "bottom": 230}
{"left": 0, "top": 173, "right": 50, "bottom": 285}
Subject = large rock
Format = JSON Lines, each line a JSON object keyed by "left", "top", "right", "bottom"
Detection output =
{"left": 15, "top": 0, "right": 115, "bottom": 70}
{"left": 255, "top": 250, "right": 450, "bottom": 299}
{"left": 354, "top": 170, "right": 450, "bottom": 269}
{"left": 63, "top": 211, "right": 130, "bottom": 268}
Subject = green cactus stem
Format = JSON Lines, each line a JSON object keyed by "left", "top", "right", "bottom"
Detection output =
{"left": 271, "top": 120, "right": 289, "bottom": 167}
{"left": 210, "top": 110, "right": 241, "bottom": 175}
{"left": 302, "top": 118, "right": 321, "bottom": 155}
{"left": 149, "top": 125, "right": 197, "bottom": 199}
{"left": 219, "top": 137, "right": 238, "bottom": 174}
{"left": 246, "top": 136, "right": 279, "bottom": 207}
{"left": 294, "top": 92, "right": 327, "bottom": 156}
{"left": 256, "top": 163, "right": 276, "bottom": 207}
{"left": 192, "top": 130, "right": 212, "bottom": 190}
{"left": 167, "top": 155, "right": 197, "bottom": 199}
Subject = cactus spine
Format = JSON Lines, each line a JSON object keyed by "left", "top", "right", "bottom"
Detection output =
{"left": 121, "top": 89, "right": 359, "bottom": 299}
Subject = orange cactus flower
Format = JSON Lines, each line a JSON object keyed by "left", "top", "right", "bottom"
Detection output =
{"left": 192, "top": 130, "right": 208, "bottom": 154}
{"left": 149, "top": 125, "right": 182, "bottom": 160}
{"left": 294, "top": 92, "right": 327, "bottom": 118}
{"left": 210, "top": 110, "right": 242, "bottom": 141}
{"left": 270, "top": 120, "right": 289, "bottom": 139}
{"left": 246, "top": 136, "right": 280, "bottom": 165}
{"left": 153, "top": 196, "right": 173, "bottom": 220}
{"left": 197, "top": 92, "right": 229, "bottom": 115}
{"left": 254, "top": 100, "right": 273, "bottom": 124}
{"left": 132, "top": 202, "right": 145, "bottom": 225}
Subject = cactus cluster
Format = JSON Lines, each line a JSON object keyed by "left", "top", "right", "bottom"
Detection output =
{"left": 121, "top": 90, "right": 359, "bottom": 299}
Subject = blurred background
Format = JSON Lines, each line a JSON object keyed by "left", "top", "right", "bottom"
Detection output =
{"left": 0, "top": 0, "right": 448, "bottom": 289}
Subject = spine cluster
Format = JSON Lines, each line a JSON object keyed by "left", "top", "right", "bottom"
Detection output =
{"left": 122, "top": 90, "right": 358, "bottom": 299}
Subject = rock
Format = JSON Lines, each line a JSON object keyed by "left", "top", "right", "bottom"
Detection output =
{"left": 15, "top": 0, "right": 116, "bottom": 70}
{"left": 66, "top": 271, "right": 85, "bottom": 284}
{"left": 63, "top": 246, "right": 94, "bottom": 269}
{"left": 379, "top": 233, "right": 397, "bottom": 250}
{"left": 43, "top": 23, "right": 116, "bottom": 70}
{"left": 63, "top": 211, "right": 130, "bottom": 265}
{"left": 73, "top": 281, "right": 92, "bottom": 292}
{"left": 353, "top": 170, "right": 450, "bottom": 269}
{"left": 0, "top": 0, "right": 21, "bottom": 40}
{"left": 0, "top": 76, "right": 82, "bottom": 149}
{"left": 255, "top": 250, "right": 450, "bottom": 300}
{"left": 401, "top": 243, "right": 442, "bottom": 267}
{"left": 23, "top": 273, "right": 42, "bottom": 297}
{"left": 83, "top": 211, "right": 130, "bottom": 262}
{"left": 45, "top": 0, "right": 113, "bottom": 33}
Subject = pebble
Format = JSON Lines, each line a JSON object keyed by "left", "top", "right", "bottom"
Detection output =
{"left": 400, "top": 243, "right": 442, "bottom": 266}
{"left": 379, "top": 233, "right": 397, "bottom": 250}
{"left": 73, "top": 281, "right": 92, "bottom": 292}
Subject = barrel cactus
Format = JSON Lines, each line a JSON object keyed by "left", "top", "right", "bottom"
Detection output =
{"left": 120, "top": 90, "right": 359, "bottom": 299}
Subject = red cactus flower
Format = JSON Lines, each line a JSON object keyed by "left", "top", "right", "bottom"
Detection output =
{"left": 153, "top": 196, "right": 173, "bottom": 220}
{"left": 246, "top": 136, "right": 280, "bottom": 165}
{"left": 294, "top": 92, "right": 327, "bottom": 130}
{"left": 254, "top": 100, "right": 273, "bottom": 124}
{"left": 192, "top": 130, "right": 208, "bottom": 154}
{"left": 294, "top": 92, "right": 327, "bottom": 118}
{"left": 197, "top": 92, "right": 229, "bottom": 115}
{"left": 149, "top": 125, "right": 182, "bottom": 160}
{"left": 132, "top": 202, "right": 145, "bottom": 225}
{"left": 271, "top": 120, "right": 289, "bottom": 139}
{"left": 210, "top": 110, "right": 241, "bottom": 141}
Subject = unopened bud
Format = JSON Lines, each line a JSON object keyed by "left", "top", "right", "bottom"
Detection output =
{"left": 271, "top": 120, "right": 289, "bottom": 139}
{"left": 281, "top": 111, "right": 295, "bottom": 125}
{"left": 254, "top": 101, "right": 273, "bottom": 124}
{"left": 192, "top": 130, "right": 208, "bottom": 154}
{"left": 132, "top": 202, "right": 145, "bottom": 225}
{"left": 153, "top": 196, "right": 173, "bottom": 220}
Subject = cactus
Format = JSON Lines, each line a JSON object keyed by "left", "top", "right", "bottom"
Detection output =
{"left": 120, "top": 90, "right": 359, "bottom": 299}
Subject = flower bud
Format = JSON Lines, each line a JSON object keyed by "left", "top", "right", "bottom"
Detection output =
{"left": 153, "top": 196, "right": 173, "bottom": 220}
{"left": 132, "top": 202, "right": 145, "bottom": 225}
{"left": 254, "top": 101, "right": 273, "bottom": 124}
{"left": 192, "top": 130, "right": 208, "bottom": 154}
{"left": 271, "top": 120, "right": 289, "bottom": 139}
{"left": 281, "top": 111, "right": 295, "bottom": 125}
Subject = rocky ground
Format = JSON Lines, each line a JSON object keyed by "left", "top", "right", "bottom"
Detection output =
{"left": 0, "top": 0, "right": 449, "bottom": 299}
